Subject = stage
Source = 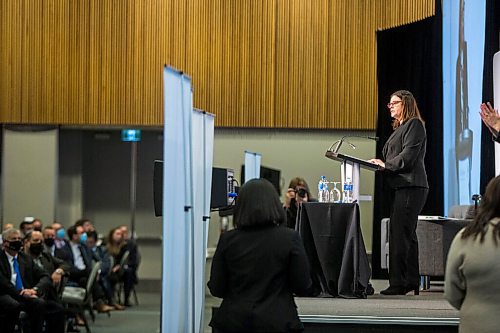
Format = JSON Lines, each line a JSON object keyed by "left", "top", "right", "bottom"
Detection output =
{"left": 296, "top": 280, "right": 459, "bottom": 333}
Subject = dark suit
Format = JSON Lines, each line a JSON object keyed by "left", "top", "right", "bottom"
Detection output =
{"left": 54, "top": 241, "right": 92, "bottom": 285}
{"left": 208, "top": 225, "right": 311, "bottom": 333}
{"left": 382, "top": 117, "right": 429, "bottom": 288}
{"left": 0, "top": 250, "right": 52, "bottom": 333}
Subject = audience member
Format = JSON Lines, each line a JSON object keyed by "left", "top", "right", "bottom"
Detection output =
{"left": 75, "top": 218, "right": 95, "bottom": 233}
{"left": 52, "top": 222, "right": 67, "bottom": 249}
{"left": 24, "top": 230, "right": 69, "bottom": 293}
{"left": 43, "top": 226, "right": 57, "bottom": 256}
{"left": 283, "top": 177, "right": 313, "bottom": 229}
{"left": 0, "top": 228, "right": 51, "bottom": 333}
{"left": 23, "top": 230, "right": 66, "bottom": 332}
{"left": 87, "top": 230, "right": 125, "bottom": 310}
{"left": 56, "top": 225, "right": 114, "bottom": 314}
{"left": 119, "top": 224, "right": 140, "bottom": 306}
{"left": 208, "top": 179, "right": 312, "bottom": 333}
{"left": 32, "top": 218, "right": 43, "bottom": 232}
{"left": 20, "top": 217, "right": 35, "bottom": 236}
{"left": 0, "top": 223, "right": 14, "bottom": 245}
{"left": 445, "top": 175, "right": 500, "bottom": 333}
{"left": 54, "top": 225, "right": 92, "bottom": 286}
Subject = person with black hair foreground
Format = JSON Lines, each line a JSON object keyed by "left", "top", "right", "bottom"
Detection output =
{"left": 283, "top": 177, "right": 314, "bottom": 229}
{"left": 208, "top": 178, "right": 312, "bottom": 333}
{"left": 480, "top": 102, "right": 500, "bottom": 142}
{"left": 369, "top": 90, "right": 428, "bottom": 296}
{"left": 445, "top": 175, "right": 500, "bottom": 333}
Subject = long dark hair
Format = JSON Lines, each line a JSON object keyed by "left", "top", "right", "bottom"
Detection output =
{"left": 288, "top": 177, "right": 312, "bottom": 200}
{"left": 234, "top": 178, "right": 285, "bottom": 229}
{"left": 461, "top": 175, "right": 500, "bottom": 244}
{"left": 390, "top": 90, "right": 424, "bottom": 129}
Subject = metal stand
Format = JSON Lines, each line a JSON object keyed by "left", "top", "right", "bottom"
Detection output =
{"left": 130, "top": 141, "right": 137, "bottom": 238}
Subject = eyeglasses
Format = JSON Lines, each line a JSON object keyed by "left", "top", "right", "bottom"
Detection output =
{"left": 387, "top": 100, "right": 402, "bottom": 109}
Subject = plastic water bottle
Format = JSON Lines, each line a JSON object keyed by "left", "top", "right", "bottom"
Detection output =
{"left": 318, "top": 176, "right": 327, "bottom": 202}
{"left": 323, "top": 180, "right": 330, "bottom": 202}
{"left": 343, "top": 177, "right": 353, "bottom": 203}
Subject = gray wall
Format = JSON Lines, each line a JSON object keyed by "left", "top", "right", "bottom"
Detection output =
{"left": 2, "top": 128, "right": 58, "bottom": 227}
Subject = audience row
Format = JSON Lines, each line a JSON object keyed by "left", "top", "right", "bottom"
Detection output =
{"left": 0, "top": 218, "right": 140, "bottom": 333}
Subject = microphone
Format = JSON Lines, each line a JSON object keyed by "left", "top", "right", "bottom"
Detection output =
{"left": 327, "top": 135, "right": 379, "bottom": 154}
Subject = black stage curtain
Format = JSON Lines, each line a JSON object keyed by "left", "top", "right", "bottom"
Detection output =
{"left": 480, "top": 0, "right": 500, "bottom": 193}
{"left": 372, "top": 1, "right": 442, "bottom": 278}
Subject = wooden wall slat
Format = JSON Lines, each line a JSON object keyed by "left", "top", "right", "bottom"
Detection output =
{"left": 0, "top": 0, "right": 435, "bottom": 128}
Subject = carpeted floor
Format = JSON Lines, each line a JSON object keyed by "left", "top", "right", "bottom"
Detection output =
{"left": 92, "top": 280, "right": 458, "bottom": 333}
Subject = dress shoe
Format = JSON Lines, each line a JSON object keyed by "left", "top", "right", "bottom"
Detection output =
{"left": 380, "top": 285, "right": 419, "bottom": 295}
{"left": 380, "top": 286, "right": 406, "bottom": 295}
{"left": 75, "top": 314, "right": 86, "bottom": 326}
{"left": 94, "top": 303, "right": 115, "bottom": 313}
{"left": 112, "top": 303, "right": 126, "bottom": 310}
{"left": 404, "top": 285, "right": 420, "bottom": 295}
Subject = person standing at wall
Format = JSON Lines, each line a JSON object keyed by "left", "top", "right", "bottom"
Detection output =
{"left": 369, "top": 90, "right": 428, "bottom": 296}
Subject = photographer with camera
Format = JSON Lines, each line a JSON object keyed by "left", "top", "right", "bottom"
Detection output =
{"left": 283, "top": 177, "right": 314, "bottom": 229}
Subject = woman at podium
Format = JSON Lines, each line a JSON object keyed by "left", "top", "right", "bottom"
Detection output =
{"left": 369, "top": 90, "right": 428, "bottom": 295}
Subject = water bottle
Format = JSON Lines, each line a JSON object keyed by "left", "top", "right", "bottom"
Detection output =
{"left": 343, "top": 177, "right": 353, "bottom": 203}
{"left": 323, "top": 180, "right": 330, "bottom": 202}
{"left": 318, "top": 176, "right": 327, "bottom": 202}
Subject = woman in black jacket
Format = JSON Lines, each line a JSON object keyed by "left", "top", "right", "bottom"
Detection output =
{"left": 369, "top": 90, "right": 428, "bottom": 295}
{"left": 208, "top": 178, "right": 312, "bottom": 333}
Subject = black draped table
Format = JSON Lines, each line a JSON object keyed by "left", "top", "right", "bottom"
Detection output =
{"left": 297, "top": 202, "right": 371, "bottom": 299}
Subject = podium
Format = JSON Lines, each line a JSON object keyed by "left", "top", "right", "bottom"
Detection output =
{"left": 325, "top": 151, "right": 381, "bottom": 202}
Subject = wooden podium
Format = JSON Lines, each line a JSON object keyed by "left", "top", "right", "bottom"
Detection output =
{"left": 325, "top": 151, "right": 381, "bottom": 202}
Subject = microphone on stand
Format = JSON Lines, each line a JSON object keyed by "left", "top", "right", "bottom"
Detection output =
{"left": 327, "top": 135, "right": 379, "bottom": 154}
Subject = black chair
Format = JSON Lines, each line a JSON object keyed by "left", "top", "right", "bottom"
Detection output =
{"left": 61, "top": 261, "right": 102, "bottom": 333}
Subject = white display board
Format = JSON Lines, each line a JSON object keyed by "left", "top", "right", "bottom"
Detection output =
{"left": 161, "top": 67, "right": 215, "bottom": 333}
{"left": 244, "top": 150, "right": 261, "bottom": 182}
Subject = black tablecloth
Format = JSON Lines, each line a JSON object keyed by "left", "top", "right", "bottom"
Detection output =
{"left": 297, "top": 202, "right": 371, "bottom": 298}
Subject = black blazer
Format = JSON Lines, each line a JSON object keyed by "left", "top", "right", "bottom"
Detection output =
{"left": 382, "top": 117, "right": 428, "bottom": 189}
{"left": 0, "top": 250, "right": 51, "bottom": 301}
{"left": 208, "top": 225, "right": 311, "bottom": 333}
{"left": 54, "top": 242, "right": 92, "bottom": 281}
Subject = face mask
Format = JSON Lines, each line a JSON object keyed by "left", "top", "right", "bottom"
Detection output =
{"left": 80, "top": 232, "right": 88, "bottom": 244}
{"left": 34, "top": 227, "right": 42, "bottom": 232}
{"left": 7, "top": 240, "right": 23, "bottom": 252}
{"left": 44, "top": 238, "right": 55, "bottom": 247}
{"left": 29, "top": 243, "right": 44, "bottom": 256}
{"left": 56, "top": 228, "right": 65, "bottom": 239}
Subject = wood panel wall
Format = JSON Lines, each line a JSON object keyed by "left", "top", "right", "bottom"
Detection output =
{"left": 0, "top": 0, "right": 434, "bottom": 128}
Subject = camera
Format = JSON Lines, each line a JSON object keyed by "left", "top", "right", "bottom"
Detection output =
{"left": 295, "top": 188, "right": 307, "bottom": 198}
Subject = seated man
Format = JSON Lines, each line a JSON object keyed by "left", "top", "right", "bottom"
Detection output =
{"left": 54, "top": 225, "right": 92, "bottom": 286}
{"left": 0, "top": 228, "right": 51, "bottom": 333}
{"left": 42, "top": 226, "right": 57, "bottom": 256}
{"left": 56, "top": 225, "right": 114, "bottom": 314}
{"left": 23, "top": 230, "right": 66, "bottom": 332}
